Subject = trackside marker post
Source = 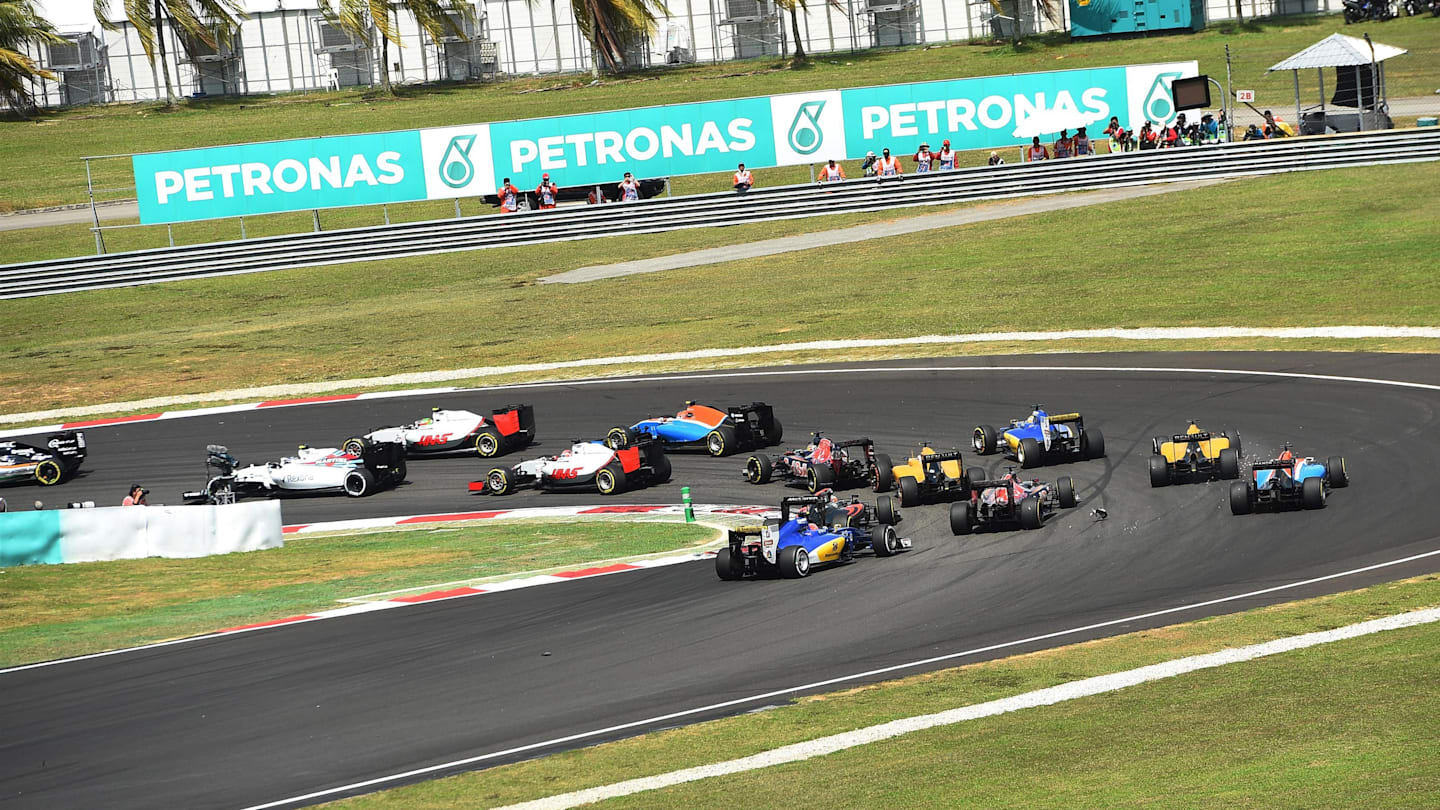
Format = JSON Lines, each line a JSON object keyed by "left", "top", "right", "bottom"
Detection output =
{"left": 682, "top": 487, "right": 695, "bottom": 523}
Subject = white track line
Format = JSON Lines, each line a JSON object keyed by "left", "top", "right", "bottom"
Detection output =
{"left": 498, "top": 606, "right": 1440, "bottom": 810}
{"left": 4, "top": 325, "right": 1438, "bottom": 427}
{"left": 237, "top": 545, "right": 1440, "bottom": 810}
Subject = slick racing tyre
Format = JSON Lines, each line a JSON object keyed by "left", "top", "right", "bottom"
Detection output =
{"left": 779, "top": 545, "right": 810, "bottom": 579}
{"left": 1057, "top": 476, "right": 1078, "bottom": 508}
{"left": 1218, "top": 448, "right": 1240, "bottom": 480}
{"left": 806, "top": 463, "right": 835, "bottom": 494}
{"left": 1302, "top": 476, "right": 1326, "bottom": 510}
{"left": 1080, "top": 428, "right": 1106, "bottom": 459}
{"left": 1017, "top": 438, "right": 1043, "bottom": 469}
{"left": 706, "top": 425, "right": 737, "bottom": 457}
{"left": 898, "top": 476, "right": 921, "bottom": 507}
{"left": 475, "top": 428, "right": 503, "bottom": 458}
{"left": 1150, "top": 456, "right": 1170, "bottom": 487}
{"left": 34, "top": 459, "right": 64, "bottom": 486}
{"left": 605, "top": 427, "right": 636, "bottom": 450}
{"left": 596, "top": 464, "right": 627, "bottom": 495}
{"left": 876, "top": 495, "right": 897, "bottom": 526}
{"left": 972, "top": 425, "right": 998, "bottom": 455}
{"left": 871, "top": 453, "right": 894, "bottom": 493}
{"left": 651, "top": 453, "right": 673, "bottom": 484}
{"left": 873, "top": 525, "right": 900, "bottom": 557}
{"left": 344, "top": 469, "right": 377, "bottom": 497}
{"left": 1229, "top": 481, "right": 1254, "bottom": 515}
{"left": 1018, "top": 495, "right": 1043, "bottom": 530}
{"left": 1327, "top": 456, "right": 1349, "bottom": 488}
{"left": 342, "top": 437, "right": 367, "bottom": 456}
{"left": 950, "top": 501, "right": 972, "bottom": 535}
{"left": 745, "top": 454, "right": 773, "bottom": 484}
{"left": 764, "top": 418, "right": 784, "bottom": 446}
{"left": 715, "top": 547, "right": 743, "bottom": 581}
{"left": 486, "top": 467, "right": 514, "bottom": 495}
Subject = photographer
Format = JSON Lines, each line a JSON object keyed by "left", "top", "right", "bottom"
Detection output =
{"left": 123, "top": 484, "right": 149, "bottom": 506}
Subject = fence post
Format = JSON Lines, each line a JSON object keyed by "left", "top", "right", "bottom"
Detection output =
{"left": 167, "top": 225, "right": 174, "bottom": 247}
{"left": 239, "top": 217, "right": 246, "bottom": 239}
{"left": 312, "top": 209, "right": 321, "bottom": 232}
{"left": 383, "top": 204, "right": 390, "bottom": 225}
{"left": 85, "top": 158, "right": 105, "bottom": 255}
{"left": 454, "top": 198, "right": 462, "bottom": 218}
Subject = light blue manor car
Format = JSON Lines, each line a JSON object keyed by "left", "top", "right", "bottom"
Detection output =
{"left": 607, "top": 401, "right": 782, "bottom": 457}
{"left": 1230, "top": 445, "right": 1349, "bottom": 514}
{"left": 973, "top": 406, "right": 1105, "bottom": 468}
{"left": 716, "top": 493, "right": 908, "bottom": 579}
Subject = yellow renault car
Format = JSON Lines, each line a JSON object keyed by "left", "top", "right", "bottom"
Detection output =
{"left": 1150, "top": 422, "right": 1242, "bottom": 486}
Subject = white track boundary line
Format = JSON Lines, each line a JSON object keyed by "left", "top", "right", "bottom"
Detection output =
{"left": 237, "top": 545, "right": 1440, "bottom": 810}
{"left": 498, "top": 606, "right": 1440, "bottom": 810}
{"left": 4, "top": 326, "right": 1438, "bottom": 428}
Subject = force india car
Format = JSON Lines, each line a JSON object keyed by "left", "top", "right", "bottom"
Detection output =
{"left": 0, "top": 431, "right": 86, "bottom": 487}
{"left": 743, "top": 433, "right": 889, "bottom": 494}
{"left": 949, "top": 470, "right": 1078, "bottom": 534}
{"left": 183, "top": 442, "right": 407, "bottom": 504}
{"left": 1150, "top": 422, "right": 1242, "bottom": 486}
{"left": 343, "top": 404, "right": 535, "bottom": 459}
{"left": 973, "top": 406, "right": 1105, "bottom": 468}
{"left": 475, "top": 438, "right": 671, "bottom": 496}
{"left": 877, "top": 444, "right": 970, "bottom": 506}
{"left": 607, "top": 401, "right": 782, "bottom": 457}
{"left": 1229, "top": 445, "right": 1348, "bottom": 514}
{"left": 717, "top": 492, "right": 908, "bottom": 580}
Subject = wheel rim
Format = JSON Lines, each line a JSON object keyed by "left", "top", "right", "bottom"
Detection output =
{"left": 346, "top": 474, "right": 364, "bottom": 495}
{"left": 344, "top": 441, "right": 362, "bottom": 455}
{"left": 708, "top": 433, "right": 723, "bottom": 455}
{"left": 746, "top": 458, "right": 760, "bottom": 482}
{"left": 488, "top": 471, "right": 506, "bottom": 492}
{"left": 972, "top": 430, "right": 985, "bottom": 452}
{"left": 795, "top": 550, "right": 809, "bottom": 575}
{"left": 608, "top": 429, "right": 626, "bottom": 448}
{"left": 36, "top": 462, "right": 60, "bottom": 485}
{"left": 599, "top": 470, "right": 614, "bottom": 492}
{"left": 477, "top": 434, "right": 498, "bottom": 456}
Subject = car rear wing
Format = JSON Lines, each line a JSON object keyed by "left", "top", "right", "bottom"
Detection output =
{"left": 361, "top": 440, "right": 406, "bottom": 474}
{"left": 1047, "top": 412, "right": 1083, "bottom": 424}
{"left": 1171, "top": 431, "right": 1213, "bottom": 443}
{"left": 919, "top": 449, "right": 962, "bottom": 463}
{"left": 728, "top": 402, "right": 777, "bottom": 434}
{"left": 779, "top": 494, "right": 825, "bottom": 523}
{"left": 45, "top": 431, "right": 87, "bottom": 461}
{"left": 492, "top": 404, "right": 536, "bottom": 438}
{"left": 1251, "top": 460, "right": 1294, "bottom": 471}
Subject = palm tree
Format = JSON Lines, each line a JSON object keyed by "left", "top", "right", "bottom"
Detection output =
{"left": 0, "top": 0, "right": 61, "bottom": 113}
{"left": 318, "top": 0, "right": 479, "bottom": 94}
{"left": 571, "top": 0, "right": 668, "bottom": 74}
{"left": 773, "top": 0, "right": 841, "bottom": 64}
{"left": 93, "top": 0, "right": 244, "bottom": 105}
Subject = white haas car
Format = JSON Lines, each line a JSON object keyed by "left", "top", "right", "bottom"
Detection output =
{"left": 472, "top": 438, "right": 671, "bottom": 496}
{"left": 345, "top": 404, "right": 535, "bottom": 459}
{"left": 183, "top": 442, "right": 406, "bottom": 504}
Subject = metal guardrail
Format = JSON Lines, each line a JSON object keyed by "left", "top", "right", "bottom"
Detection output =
{"left": 3, "top": 128, "right": 1438, "bottom": 299}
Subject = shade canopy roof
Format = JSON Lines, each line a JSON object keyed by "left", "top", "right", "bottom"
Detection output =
{"left": 1268, "top": 33, "right": 1408, "bottom": 72}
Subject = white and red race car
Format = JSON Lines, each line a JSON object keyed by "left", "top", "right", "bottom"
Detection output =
{"left": 344, "top": 404, "right": 535, "bottom": 459}
{"left": 949, "top": 469, "right": 1078, "bottom": 534}
{"left": 471, "top": 438, "right": 671, "bottom": 496}
{"left": 183, "top": 442, "right": 407, "bottom": 503}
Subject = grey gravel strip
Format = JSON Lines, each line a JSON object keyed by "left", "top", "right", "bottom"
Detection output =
{"left": 541, "top": 178, "right": 1230, "bottom": 284}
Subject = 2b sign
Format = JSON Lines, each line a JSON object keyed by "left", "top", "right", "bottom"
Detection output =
{"left": 1236, "top": 90, "right": 1255, "bottom": 103}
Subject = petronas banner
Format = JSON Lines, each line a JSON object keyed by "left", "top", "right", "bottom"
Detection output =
{"left": 133, "top": 60, "right": 1196, "bottom": 225}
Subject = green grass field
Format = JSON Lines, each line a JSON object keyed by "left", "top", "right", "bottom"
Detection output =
{"left": 323, "top": 574, "right": 1440, "bottom": 808}
{"left": 2, "top": 160, "right": 1436, "bottom": 416}
{"left": 0, "top": 520, "right": 714, "bottom": 668}
{"left": 1, "top": 13, "right": 1436, "bottom": 216}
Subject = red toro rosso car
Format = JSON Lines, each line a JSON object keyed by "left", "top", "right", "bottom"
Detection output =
{"left": 949, "top": 469, "right": 1078, "bottom": 534}
{"left": 743, "top": 433, "right": 892, "bottom": 494}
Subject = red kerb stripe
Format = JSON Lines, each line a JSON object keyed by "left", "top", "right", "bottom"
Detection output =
{"left": 578, "top": 505, "right": 667, "bottom": 514}
{"left": 397, "top": 511, "right": 509, "bottom": 524}
{"left": 553, "top": 563, "right": 639, "bottom": 579}
{"left": 258, "top": 394, "right": 361, "bottom": 408}
{"left": 218, "top": 615, "right": 316, "bottom": 633}
{"left": 391, "top": 587, "right": 485, "bottom": 603}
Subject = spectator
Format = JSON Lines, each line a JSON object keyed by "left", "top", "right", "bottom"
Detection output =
{"left": 936, "top": 139, "right": 956, "bottom": 170}
{"left": 1053, "top": 129, "right": 1073, "bottom": 159}
{"left": 1200, "top": 114, "right": 1220, "bottom": 144}
{"left": 1243, "top": 124, "right": 1265, "bottom": 141}
{"left": 1026, "top": 136, "right": 1049, "bottom": 162}
{"left": 122, "top": 484, "right": 148, "bottom": 506}
{"left": 1073, "top": 126, "right": 1093, "bottom": 156}
{"left": 987, "top": 150, "right": 1005, "bottom": 166}
{"left": 618, "top": 172, "right": 641, "bottom": 202}
{"left": 586, "top": 186, "right": 607, "bottom": 204}
{"left": 861, "top": 150, "right": 879, "bottom": 177}
{"left": 875, "top": 147, "right": 903, "bottom": 178}
{"left": 534, "top": 173, "right": 558, "bottom": 210}
{"left": 1161, "top": 120, "right": 1182, "bottom": 148}
{"left": 1263, "top": 110, "right": 1291, "bottom": 138}
{"left": 498, "top": 178, "right": 521, "bottom": 213}
{"left": 818, "top": 158, "right": 846, "bottom": 182}
{"left": 732, "top": 163, "right": 753, "bottom": 194}
{"left": 1103, "top": 116, "right": 1131, "bottom": 153}
{"left": 1138, "top": 122, "right": 1159, "bottom": 150}
{"left": 912, "top": 142, "right": 933, "bottom": 173}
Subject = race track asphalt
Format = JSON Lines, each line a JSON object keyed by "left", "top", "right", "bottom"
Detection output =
{"left": 2, "top": 352, "right": 1439, "bottom": 809}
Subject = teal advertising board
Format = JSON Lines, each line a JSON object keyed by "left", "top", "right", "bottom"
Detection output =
{"left": 133, "top": 61, "right": 1196, "bottom": 224}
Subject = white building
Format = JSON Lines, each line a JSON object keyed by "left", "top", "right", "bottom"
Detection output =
{"left": 22, "top": 0, "right": 1333, "bottom": 107}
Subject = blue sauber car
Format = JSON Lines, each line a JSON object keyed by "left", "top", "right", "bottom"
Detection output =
{"left": 607, "top": 401, "right": 782, "bottom": 457}
{"left": 973, "top": 405, "right": 1105, "bottom": 468}
{"left": 716, "top": 492, "right": 908, "bottom": 579}
{"left": 1230, "top": 445, "right": 1349, "bottom": 514}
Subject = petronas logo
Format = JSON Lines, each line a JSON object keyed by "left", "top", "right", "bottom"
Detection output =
{"left": 1145, "top": 73, "right": 1183, "bottom": 124}
{"left": 439, "top": 134, "right": 477, "bottom": 188}
{"left": 788, "top": 100, "right": 826, "bottom": 155}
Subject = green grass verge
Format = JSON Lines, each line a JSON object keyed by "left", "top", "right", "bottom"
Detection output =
{"left": 1, "top": 14, "right": 1436, "bottom": 213}
{"left": 323, "top": 573, "right": 1440, "bottom": 809}
{"left": 0, "top": 520, "right": 715, "bottom": 668}
{"left": 2, "top": 160, "right": 1436, "bottom": 416}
